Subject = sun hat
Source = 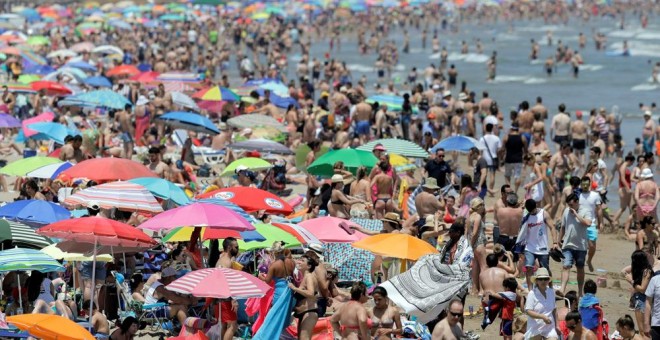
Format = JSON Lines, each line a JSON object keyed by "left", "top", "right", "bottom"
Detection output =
{"left": 458, "top": 92, "right": 468, "bottom": 101}
{"left": 306, "top": 243, "right": 324, "bottom": 255}
{"left": 423, "top": 215, "right": 436, "bottom": 227}
{"left": 136, "top": 95, "right": 149, "bottom": 106}
{"left": 422, "top": 177, "right": 440, "bottom": 190}
{"left": 87, "top": 200, "right": 100, "bottom": 210}
{"left": 641, "top": 168, "right": 654, "bottom": 179}
{"left": 443, "top": 90, "right": 452, "bottom": 97}
{"left": 373, "top": 144, "right": 387, "bottom": 152}
{"left": 534, "top": 267, "right": 551, "bottom": 279}
{"left": 381, "top": 212, "right": 401, "bottom": 225}
{"left": 331, "top": 174, "right": 344, "bottom": 183}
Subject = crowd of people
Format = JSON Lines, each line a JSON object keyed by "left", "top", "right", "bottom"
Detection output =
{"left": 1, "top": 0, "right": 660, "bottom": 339}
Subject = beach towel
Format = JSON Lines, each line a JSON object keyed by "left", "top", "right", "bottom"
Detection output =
{"left": 245, "top": 281, "right": 274, "bottom": 334}
{"left": 252, "top": 278, "right": 293, "bottom": 340}
{"left": 406, "top": 184, "right": 423, "bottom": 217}
{"left": 134, "top": 113, "right": 150, "bottom": 146}
{"left": 325, "top": 219, "right": 382, "bottom": 282}
{"left": 380, "top": 254, "right": 470, "bottom": 323}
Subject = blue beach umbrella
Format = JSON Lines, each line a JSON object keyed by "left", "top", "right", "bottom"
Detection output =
{"left": 64, "top": 61, "right": 97, "bottom": 72}
{"left": 83, "top": 76, "right": 112, "bottom": 88}
{"left": 158, "top": 111, "right": 220, "bottom": 135}
{"left": 60, "top": 89, "right": 131, "bottom": 109}
{"left": 26, "top": 122, "right": 77, "bottom": 144}
{"left": 0, "top": 199, "right": 70, "bottom": 226}
{"left": 431, "top": 136, "right": 485, "bottom": 153}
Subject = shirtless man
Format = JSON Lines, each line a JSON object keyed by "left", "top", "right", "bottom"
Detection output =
{"left": 116, "top": 104, "right": 134, "bottom": 160}
{"left": 254, "top": 95, "right": 282, "bottom": 121}
{"left": 431, "top": 299, "right": 465, "bottom": 340}
{"left": 494, "top": 192, "right": 522, "bottom": 257}
{"left": 216, "top": 238, "right": 239, "bottom": 340}
{"left": 152, "top": 84, "right": 172, "bottom": 139}
{"left": 211, "top": 123, "right": 232, "bottom": 150}
{"left": 147, "top": 147, "right": 168, "bottom": 178}
{"left": 517, "top": 101, "right": 534, "bottom": 144}
{"left": 571, "top": 111, "right": 588, "bottom": 164}
{"left": 531, "top": 97, "right": 548, "bottom": 120}
{"left": 550, "top": 103, "right": 571, "bottom": 150}
{"left": 353, "top": 101, "right": 372, "bottom": 144}
{"left": 478, "top": 92, "right": 492, "bottom": 118}
{"left": 60, "top": 135, "right": 85, "bottom": 163}
{"left": 565, "top": 311, "right": 597, "bottom": 340}
{"left": 643, "top": 111, "right": 656, "bottom": 155}
{"left": 479, "top": 254, "right": 512, "bottom": 296}
{"left": 372, "top": 162, "right": 394, "bottom": 219}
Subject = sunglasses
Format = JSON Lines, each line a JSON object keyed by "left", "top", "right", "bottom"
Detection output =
{"left": 536, "top": 277, "right": 550, "bottom": 281}
{"left": 449, "top": 311, "right": 462, "bottom": 317}
{"left": 438, "top": 154, "right": 445, "bottom": 157}
{"left": 566, "top": 323, "right": 577, "bottom": 330}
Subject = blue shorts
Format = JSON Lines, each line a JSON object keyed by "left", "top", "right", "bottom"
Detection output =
{"left": 120, "top": 132, "right": 133, "bottom": 143}
{"left": 355, "top": 120, "right": 370, "bottom": 136}
{"left": 587, "top": 225, "right": 598, "bottom": 241}
{"left": 500, "top": 319, "right": 513, "bottom": 336}
{"left": 522, "top": 132, "right": 532, "bottom": 144}
{"left": 562, "top": 248, "right": 587, "bottom": 268}
{"left": 80, "top": 261, "right": 107, "bottom": 281}
{"left": 524, "top": 251, "right": 550, "bottom": 270}
{"left": 634, "top": 292, "right": 646, "bottom": 312}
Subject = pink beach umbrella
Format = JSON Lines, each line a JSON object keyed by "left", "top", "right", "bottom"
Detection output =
{"left": 22, "top": 112, "right": 55, "bottom": 137}
{"left": 166, "top": 267, "right": 271, "bottom": 299}
{"left": 138, "top": 202, "right": 254, "bottom": 232}
{"left": 297, "top": 217, "right": 367, "bottom": 243}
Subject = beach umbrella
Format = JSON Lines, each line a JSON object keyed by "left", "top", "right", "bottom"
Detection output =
{"left": 0, "top": 199, "right": 70, "bottom": 226}
{"left": 258, "top": 82, "right": 289, "bottom": 97}
{"left": 129, "top": 177, "right": 190, "bottom": 206}
{"left": 352, "top": 233, "right": 438, "bottom": 260}
{"left": 30, "top": 80, "right": 72, "bottom": 96}
{"left": 60, "top": 157, "right": 157, "bottom": 181}
{"left": 171, "top": 92, "right": 199, "bottom": 110}
{"left": 0, "top": 220, "right": 53, "bottom": 249}
{"left": 25, "top": 161, "right": 73, "bottom": 179}
{"left": 43, "top": 68, "right": 87, "bottom": 84}
{"left": 158, "top": 111, "right": 220, "bottom": 135}
{"left": 226, "top": 139, "right": 293, "bottom": 155}
{"left": 0, "top": 156, "right": 61, "bottom": 176}
{"left": 0, "top": 46, "right": 21, "bottom": 56}
{"left": 307, "top": 149, "right": 378, "bottom": 177}
{"left": 21, "top": 112, "right": 54, "bottom": 137}
{"left": 61, "top": 89, "right": 131, "bottom": 109}
{"left": 431, "top": 135, "right": 485, "bottom": 153}
{"left": 233, "top": 223, "right": 301, "bottom": 251}
{"left": 298, "top": 217, "right": 366, "bottom": 243}
{"left": 162, "top": 226, "right": 265, "bottom": 243}
{"left": 192, "top": 86, "right": 239, "bottom": 102}
{"left": 138, "top": 202, "right": 255, "bottom": 232}
{"left": 41, "top": 244, "right": 112, "bottom": 262}
{"left": 70, "top": 42, "right": 95, "bottom": 53}
{"left": 107, "top": 19, "right": 131, "bottom": 30}
{"left": 0, "top": 248, "right": 64, "bottom": 310}
{"left": 227, "top": 114, "right": 287, "bottom": 133}
{"left": 271, "top": 222, "right": 321, "bottom": 245}
{"left": 198, "top": 187, "right": 293, "bottom": 215}
{"left": 197, "top": 100, "right": 226, "bottom": 113}
{"left": 129, "top": 71, "right": 159, "bottom": 83}
{"left": 156, "top": 72, "right": 199, "bottom": 82}
{"left": 23, "top": 64, "right": 55, "bottom": 76}
{"left": 390, "top": 153, "right": 416, "bottom": 172}
{"left": 64, "top": 60, "right": 97, "bottom": 72}
{"left": 26, "top": 36, "right": 49, "bottom": 46}
{"left": 25, "top": 122, "right": 76, "bottom": 144}
{"left": 83, "top": 75, "right": 111, "bottom": 88}
{"left": 92, "top": 45, "right": 123, "bottom": 56}
{"left": 0, "top": 83, "right": 36, "bottom": 94}
{"left": 46, "top": 49, "right": 77, "bottom": 59}
{"left": 106, "top": 64, "right": 140, "bottom": 77}
{"left": 192, "top": 0, "right": 225, "bottom": 4}
{"left": 17, "top": 74, "right": 41, "bottom": 84}
{"left": 357, "top": 138, "right": 429, "bottom": 158}
{"left": 218, "top": 157, "right": 272, "bottom": 177}
{"left": 0, "top": 113, "right": 21, "bottom": 128}
{"left": 63, "top": 181, "right": 164, "bottom": 214}
{"left": 7, "top": 314, "right": 94, "bottom": 340}
{"left": 166, "top": 267, "right": 271, "bottom": 299}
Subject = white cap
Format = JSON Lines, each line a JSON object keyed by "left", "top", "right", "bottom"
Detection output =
{"left": 235, "top": 165, "right": 248, "bottom": 173}
{"left": 136, "top": 95, "right": 149, "bottom": 106}
{"left": 645, "top": 110, "right": 652, "bottom": 117}
{"left": 443, "top": 90, "right": 452, "bottom": 97}
{"left": 87, "top": 200, "right": 100, "bottom": 210}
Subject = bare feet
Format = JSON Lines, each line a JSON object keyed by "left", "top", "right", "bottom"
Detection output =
{"left": 587, "top": 261, "right": 594, "bottom": 272}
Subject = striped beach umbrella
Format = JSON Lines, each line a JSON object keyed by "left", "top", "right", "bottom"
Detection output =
{"left": 166, "top": 267, "right": 271, "bottom": 299}
{"left": 192, "top": 86, "right": 239, "bottom": 102}
{"left": 64, "top": 181, "right": 163, "bottom": 213}
{"left": 0, "top": 247, "right": 64, "bottom": 272}
{"left": 357, "top": 138, "right": 430, "bottom": 159}
{"left": 0, "top": 220, "right": 53, "bottom": 249}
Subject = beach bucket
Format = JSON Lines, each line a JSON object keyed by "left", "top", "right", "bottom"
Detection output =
{"left": 22, "top": 149, "right": 36, "bottom": 158}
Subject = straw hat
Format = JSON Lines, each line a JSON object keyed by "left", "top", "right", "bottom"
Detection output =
{"left": 533, "top": 267, "right": 551, "bottom": 281}
{"left": 423, "top": 215, "right": 436, "bottom": 228}
{"left": 331, "top": 174, "right": 344, "bottom": 184}
{"left": 423, "top": 177, "right": 440, "bottom": 190}
{"left": 381, "top": 212, "right": 401, "bottom": 226}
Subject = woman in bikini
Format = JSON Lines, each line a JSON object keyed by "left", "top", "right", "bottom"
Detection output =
{"left": 635, "top": 168, "right": 658, "bottom": 220}
{"left": 369, "top": 287, "right": 402, "bottom": 339}
{"left": 613, "top": 153, "right": 635, "bottom": 226}
{"left": 328, "top": 174, "right": 365, "bottom": 219}
{"left": 636, "top": 216, "right": 657, "bottom": 261}
{"left": 467, "top": 198, "right": 488, "bottom": 294}
{"left": 350, "top": 166, "right": 373, "bottom": 218}
{"left": 289, "top": 255, "right": 319, "bottom": 340}
{"left": 330, "top": 282, "right": 371, "bottom": 340}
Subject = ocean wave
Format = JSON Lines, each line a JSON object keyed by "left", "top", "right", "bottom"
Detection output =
{"left": 631, "top": 84, "right": 658, "bottom": 91}
{"left": 446, "top": 53, "right": 490, "bottom": 63}
{"left": 524, "top": 77, "right": 547, "bottom": 84}
{"left": 579, "top": 64, "right": 603, "bottom": 71}
{"left": 346, "top": 64, "right": 375, "bottom": 73}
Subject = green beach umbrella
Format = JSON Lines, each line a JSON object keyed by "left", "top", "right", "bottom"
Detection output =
{"left": 307, "top": 149, "right": 378, "bottom": 177}
{"left": 17, "top": 74, "right": 40, "bottom": 84}
{"left": 193, "top": 0, "right": 225, "bottom": 4}
{"left": 0, "top": 157, "right": 63, "bottom": 176}
{"left": 236, "top": 223, "right": 301, "bottom": 251}
{"left": 0, "top": 220, "right": 53, "bottom": 249}
{"left": 221, "top": 157, "right": 272, "bottom": 177}
{"left": 26, "top": 36, "right": 49, "bottom": 46}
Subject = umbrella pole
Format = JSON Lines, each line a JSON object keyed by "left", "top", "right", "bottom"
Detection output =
{"left": 17, "top": 273, "right": 22, "bottom": 313}
{"left": 89, "top": 238, "right": 98, "bottom": 321}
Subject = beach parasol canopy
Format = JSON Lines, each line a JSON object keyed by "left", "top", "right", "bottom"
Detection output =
{"left": 0, "top": 113, "right": 22, "bottom": 128}
{"left": 192, "top": 86, "right": 239, "bottom": 102}
{"left": 63, "top": 181, "right": 164, "bottom": 214}
{"left": 7, "top": 314, "right": 95, "bottom": 340}
{"left": 227, "top": 114, "right": 287, "bottom": 133}
{"left": 171, "top": 92, "right": 199, "bottom": 110}
{"left": 232, "top": 223, "right": 301, "bottom": 251}
{"left": 0, "top": 220, "right": 53, "bottom": 249}
{"left": 0, "top": 156, "right": 61, "bottom": 176}
{"left": 226, "top": 139, "right": 293, "bottom": 155}
{"left": 106, "top": 64, "right": 140, "bottom": 77}
{"left": 138, "top": 202, "right": 254, "bottom": 232}
{"left": 198, "top": 187, "right": 293, "bottom": 215}
{"left": 166, "top": 267, "right": 271, "bottom": 299}
{"left": 130, "top": 71, "right": 160, "bottom": 83}
{"left": 161, "top": 227, "right": 265, "bottom": 243}
{"left": 357, "top": 138, "right": 429, "bottom": 158}
{"left": 307, "top": 149, "right": 378, "bottom": 177}
{"left": 83, "top": 75, "right": 111, "bottom": 88}
{"left": 60, "top": 89, "right": 131, "bottom": 109}
{"left": 431, "top": 135, "right": 485, "bottom": 153}
{"left": 129, "top": 177, "right": 190, "bottom": 206}
{"left": 30, "top": 80, "right": 72, "bottom": 96}
{"left": 25, "top": 161, "right": 73, "bottom": 180}
{"left": 25, "top": 122, "right": 77, "bottom": 144}
{"left": 0, "top": 248, "right": 64, "bottom": 310}
{"left": 0, "top": 199, "right": 70, "bottom": 226}
{"left": 41, "top": 244, "right": 113, "bottom": 262}
{"left": 158, "top": 111, "right": 220, "bottom": 135}
{"left": 219, "top": 157, "right": 272, "bottom": 177}
{"left": 60, "top": 158, "right": 157, "bottom": 182}
{"left": 297, "top": 217, "right": 367, "bottom": 243}
{"left": 352, "top": 233, "right": 438, "bottom": 260}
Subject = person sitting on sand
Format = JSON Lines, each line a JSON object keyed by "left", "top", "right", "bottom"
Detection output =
{"left": 110, "top": 316, "right": 138, "bottom": 340}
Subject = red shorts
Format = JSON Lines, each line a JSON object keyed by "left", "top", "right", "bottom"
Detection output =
{"left": 217, "top": 300, "right": 237, "bottom": 323}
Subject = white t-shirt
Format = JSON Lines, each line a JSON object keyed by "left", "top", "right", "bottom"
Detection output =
{"left": 646, "top": 275, "right": 660, "bottom": 326}
{"left": 579, "top": 191, "right": 602, "bottom": 225}
{"left": 187, "top": 30, "right": 197, "bottom": 43}
{"left": 525, "top": 287, "right": 558, "bottom": 339}
{"left": 520, "top": 209, "right": 549, "bottom": 255}
{"left": 593, "top": 159, "right": 607, "bottom": 191}
{"left": 480, "top": 134, "right": 502, "bottom": 166}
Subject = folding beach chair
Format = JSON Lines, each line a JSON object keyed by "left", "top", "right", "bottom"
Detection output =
{"left": 111, "top": 271, "right": 172, "bottom": 334}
